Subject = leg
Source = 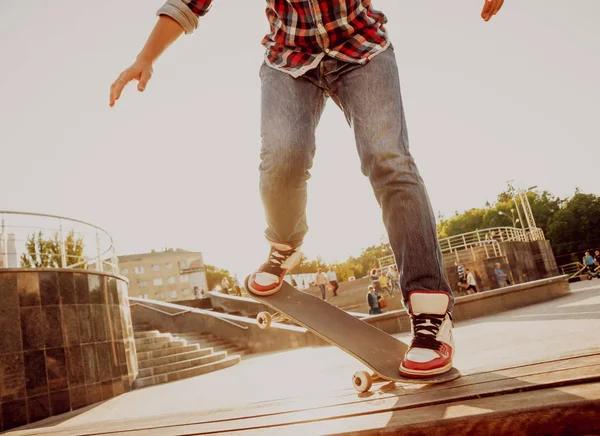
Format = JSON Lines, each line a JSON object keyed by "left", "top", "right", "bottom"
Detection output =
{"left": 332, "top": 48, "right": 454, "bottom": 377}
{"left": 331, "top": 48, "right": 453, "bottom": 312}
{"left": 259, "top": 63, "right": 327, "bottom": 247}
{"left": 248, "top": 64, "right": 327, "bottom": 295}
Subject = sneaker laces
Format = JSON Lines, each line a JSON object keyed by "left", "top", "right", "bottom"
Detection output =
{"left": 410, "top": 313, "right": 445, "bottom": 350}
{"left": 259, "top": 247, "right": 294, "bottom": 276}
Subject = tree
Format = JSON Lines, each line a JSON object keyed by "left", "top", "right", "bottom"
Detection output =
{"left": 204, "top": 264, "right": 233, "bottom": 290}
{"left": 546, "top": 192, "right": 600, "bottom": 257}
{"left": 20, "top": 231, "right": 85, "bottom": 268}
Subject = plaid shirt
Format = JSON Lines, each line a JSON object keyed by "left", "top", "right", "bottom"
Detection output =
{"left": 158, "top": 0, "right": 391, "bottom": 78}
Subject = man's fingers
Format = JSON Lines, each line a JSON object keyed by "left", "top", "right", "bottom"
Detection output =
{"left": 481, "top": 0, "right": 503, "bottom": 21}
{"left": 138, "top": 69, "right": 152, "bottom": 92}
{"left": 491, "top": 0, "right": 504, "bottom": 17}
{"left": 109, "top": 69, "right": 137, "bottom": 107}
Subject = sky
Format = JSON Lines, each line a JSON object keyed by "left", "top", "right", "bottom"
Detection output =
{"left": 0, "top": 1, "right": 599, "bottom": 277}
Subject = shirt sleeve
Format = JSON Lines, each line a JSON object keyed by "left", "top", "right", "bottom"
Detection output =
{"left": 157, "top": 0, "right": 214, "bottom": 34}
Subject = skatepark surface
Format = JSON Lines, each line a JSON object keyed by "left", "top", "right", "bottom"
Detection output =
{"left": 7, "top": 281, "right": 600, "bottom": 435}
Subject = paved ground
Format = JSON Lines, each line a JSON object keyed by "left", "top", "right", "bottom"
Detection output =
{"left": 9, "top": 281, "right": 600, "bottom": 435}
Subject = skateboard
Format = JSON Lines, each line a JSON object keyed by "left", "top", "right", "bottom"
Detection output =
{"left": 245, "top": 277, "right": 460, "bottom": 393}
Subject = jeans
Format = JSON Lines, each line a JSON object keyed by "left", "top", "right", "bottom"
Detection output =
{"left": 318, "top": 284, "right": 327, "bottom": 300}
{"left": 259, "top": 47, "right": 454, "bottom": 313}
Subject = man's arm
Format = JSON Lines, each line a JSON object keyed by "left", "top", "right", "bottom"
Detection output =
{"left": 109, "top": 0, "right": 214, "bottom": 107}
{"left": 481, "top": 0, "right": 504, "bottom": 22}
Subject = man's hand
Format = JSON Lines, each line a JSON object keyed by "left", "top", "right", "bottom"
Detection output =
{"left": 481, "top": 0, "right": 504, "bottom": 22}
{"left": 109, "top": 58, "right": 153, "bottom": 107}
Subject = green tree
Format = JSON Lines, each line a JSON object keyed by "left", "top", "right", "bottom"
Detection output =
{"left": 20, "top": 231, "right": 85, "bottom": 268}
{"left": 204, "top": 264, "right": 232, "bottom": 290}
{"left": 546, "top": 191, "right": 600, "bottom": 257}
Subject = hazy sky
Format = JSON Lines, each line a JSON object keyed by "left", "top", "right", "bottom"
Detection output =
{"left": 1, "top": 1, "right": 598, "bottom": 276}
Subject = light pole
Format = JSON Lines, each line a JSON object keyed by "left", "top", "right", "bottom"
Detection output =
{"left": 498, "top": 209, "right": 520, "bottom": 228}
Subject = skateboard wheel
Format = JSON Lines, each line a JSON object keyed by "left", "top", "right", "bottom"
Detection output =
{"left": 352, "top": 371, "right": 372, "bottom": 393}
{"left": 257, "top": 312, "right": 272, "bottom": 329}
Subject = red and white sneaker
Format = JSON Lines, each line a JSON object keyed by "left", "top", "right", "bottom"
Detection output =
{"left": 247, "top": 240, "right": 303, "bottom": 296}
{"left": 399, "top": 291, "right": 454, "bottom": 378}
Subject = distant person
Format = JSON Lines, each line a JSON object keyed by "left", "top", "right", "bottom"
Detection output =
{"left": 369, "top": 268, "right": 383, "bottom": 295}
{"left": 583, "top": 251, "right": 597, "bottom": 277}
{"left": 594, "top": 250, "right": 600, "bottom": 269}
{"left": 464, "top": 269, "right": 478, "bottom": 294}
{"left": 315, "top": 268, "right": 329, "bottom": 300}
{"left": 379, "top": 272, "right": 392, "bottom": 297}
{"left": 232, "top": 275, "right": 243, "bottom": 296}
{"left": 367, "top": 285, "right": 383, "bottom": 315}
{"left": 220, "top": 276, "right": 230, "bottom": 294}
{"left": 327, "top": 267, "right": 339, "bottom": 296}
{"left": 386, "top": 266, "right": 399, "bottom": 294}
{"left": 455, "top": 261, "right": 466, "bottom": 288}
{"left": 494, "top": 262, "right": 509, "bottom": 288}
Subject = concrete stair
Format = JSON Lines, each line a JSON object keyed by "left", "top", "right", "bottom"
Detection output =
{"left": 132, "top": 324, "right": 247, "bottom": 389}
{"left": 174, "top": 332, "right": 252, "bottom": 356}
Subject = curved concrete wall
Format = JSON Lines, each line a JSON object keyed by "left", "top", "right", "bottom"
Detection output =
{"left": 0, "top": 269, "right": 137, "bottom": 432}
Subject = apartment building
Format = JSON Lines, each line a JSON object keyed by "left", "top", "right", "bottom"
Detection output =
{"left": 118, "top": 248, "right": 208, "bottom": 302}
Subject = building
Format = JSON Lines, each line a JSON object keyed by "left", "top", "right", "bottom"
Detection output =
{"left": 118, "top": 248, "right": 208, "bottom": 301}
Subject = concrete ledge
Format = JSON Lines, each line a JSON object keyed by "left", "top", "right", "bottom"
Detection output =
{"left": 366, "top": 275, "right": 571, "bottom": 335}
{"left": 129, "top": 298, "right": 326, "bottom": 354}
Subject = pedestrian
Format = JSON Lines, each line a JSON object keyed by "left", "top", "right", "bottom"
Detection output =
{"left": 583, "top": 251, "right": 597, "bottom": 278}
{"left": 220, "top": 276, "right": 230, "bottom": 294}
{"left": 367, "top": 285, "right": 383, "bottom": 315}
{"left": 232, "top": 274, "right": 243, "bottom": 296}
{"left": 369, "top": 268, "right": 383, "bottom": 296}
{"left": 315, "top": 268, "right": 329, "bottom": 301}
{"left": 386, "top": 266, "right": 399, "bottom": 295}
{"left": 465, "top": 269, "right": 478, "bottom": 294}
{"left": 327, "top": 267, "right": 339, "bottom": 296}
{"left": 109, "top": 0, "right": 505, "bottom": 379}
{"left": 494, "top": 262, "right": 509, "bottom": 288}
{"left": 455, "top": 261, "right": 466, "bottom": 289}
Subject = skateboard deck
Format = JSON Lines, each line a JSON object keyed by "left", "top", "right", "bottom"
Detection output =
{"left": 246, "top": 277, "right": 460, "bottom": 392}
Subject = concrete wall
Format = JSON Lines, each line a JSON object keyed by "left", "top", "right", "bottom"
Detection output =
{"left": 366, "top": 275, "right": 570, "bottom": 335}
{"left": 445, "top": 240, "right": 559, "bottom": 295}
{"left": 0, "top": 269, "right": 137, "bottom": 432}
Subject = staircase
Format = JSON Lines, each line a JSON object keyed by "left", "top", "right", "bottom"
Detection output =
{"left": 133, "top": 323, "right": 246, "bottom": 389}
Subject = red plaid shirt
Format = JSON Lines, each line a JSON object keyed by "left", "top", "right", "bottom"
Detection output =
{"left": 158, "top": 0, "right": 390, "bottom": 77}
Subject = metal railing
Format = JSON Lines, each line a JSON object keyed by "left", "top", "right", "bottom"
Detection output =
{"left": 438, "top": 226, "right": 545, "bottom": 253}
{"left": 0, "top": 210, "right": 118, "bottom": 273}
{"left": 559, "top": 261, "right": 598, "bottom": 281}
{"left": 129, "top": 297, "right": 249, "bottom": 330}
{"left": 379, "top": 226, "right": 546, "bottom": 269}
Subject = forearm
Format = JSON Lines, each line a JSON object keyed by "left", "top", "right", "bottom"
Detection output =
{"left": 137, "top": 15, "right": 185, "bottom": 64}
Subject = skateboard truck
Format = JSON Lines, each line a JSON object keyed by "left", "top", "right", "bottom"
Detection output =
{"left": 256, "top": 311, "right": 288, "bottom": 329}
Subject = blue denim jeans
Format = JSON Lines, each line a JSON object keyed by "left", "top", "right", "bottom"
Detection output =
{"left": 259, "top": 47, "right": 454, "bottom": 313}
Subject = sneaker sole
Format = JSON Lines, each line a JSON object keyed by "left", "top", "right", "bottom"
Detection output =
{"left": 399, "top": 361, "right": 453, "bottom": 378}
{"left": 246, "top": 275, "right": 283, "bottom": 297}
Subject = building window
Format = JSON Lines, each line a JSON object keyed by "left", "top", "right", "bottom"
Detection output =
{"left": 166, "top": 263, "right": 173, "bottom": 269}
{"left": 152, "top": 264, "right": 160, "bottom": 271}
{"left": 170, "top": 290, "right": 177, "bottom": 299}
{"left": 179, "top": 260, "right": 188, "bottom": 269}
{"left": 137, "top": 280, "right": 147, "bottom": 288}
{"left": 183, "top": 288, "right": 190, "bottom": 296}
{"left": 180, "top": 275, "right": 189, "bottom": 283}
{"left": 134, "top": 266, "right": 144, "bottom": 274}
{"left": 168, "top": 276, "right": 176, "bottom": 284}
{"left": 153, "top": 278, "right": 163, "bottom": 286}
{"left": 122, "top": 268, "right": 129, "bottom": 275}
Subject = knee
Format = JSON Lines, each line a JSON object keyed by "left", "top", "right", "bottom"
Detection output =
{"left": 260, "top": 129, "right": 315, "bottom": 182}
{"left": 363, "top": 152, "right": 422, "bottom": 192}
